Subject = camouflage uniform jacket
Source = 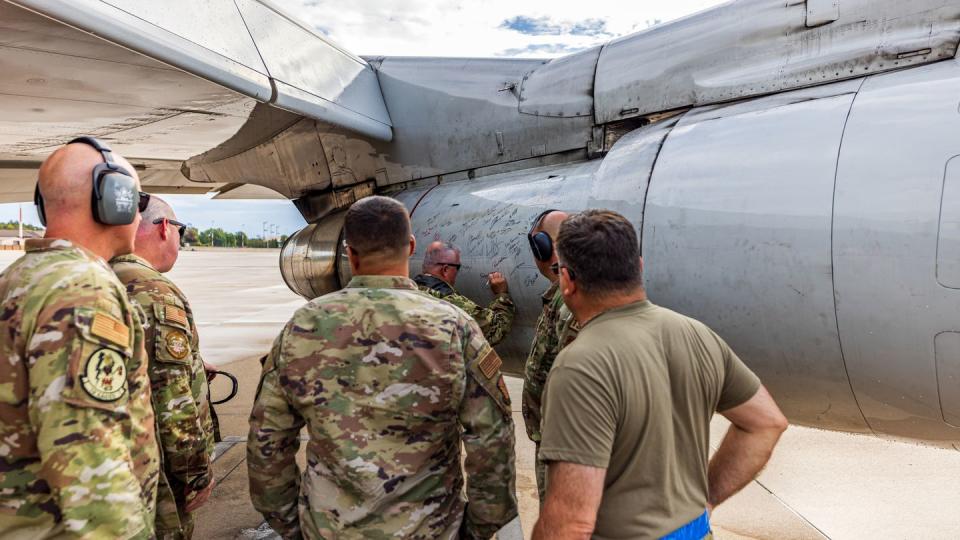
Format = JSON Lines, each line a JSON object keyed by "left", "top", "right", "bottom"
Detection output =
{"left": 0, "top": 239, "right": 159, "bottom": 539}
{"left": 111, "top": 255, "right": 215, "bottom": 531}
{"left": 521, "top": 281, "right": 579, "bottom": 444}
{"left": 248, "top": 275, "right": 517, "bottom": 540}
{"left": 413, "top": 273, "right": 516, "bottom": 346}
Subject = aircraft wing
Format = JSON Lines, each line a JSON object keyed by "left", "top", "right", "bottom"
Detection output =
{"left": 0, "top": 0, "right": 392, "bottom": 202}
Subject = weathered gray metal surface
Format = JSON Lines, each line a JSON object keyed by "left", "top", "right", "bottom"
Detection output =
{"left": 642, "top": 87, "right": 868, "bottom": 433}
{"left": 400, "top": 161, "right": 600, "bottom": 369}
{"left": 593, "top": 0, "right": 960, "bottom": 124}
{"left": 390, "top": 120, "right": 674, "bottom": 372}
{"left": 939, "top": 156, "right": 960, "bottom": 289}
{"left": 0, "top": 1, "right": 254, "bottom": 197}
{"left": 371, "top": 57, "right": 595, "bottom": 184}
{"left": 518, "top": 46, "right": 601, "bottom": 118}
{"left": 8, "top": 0, "right": 394, "bottom": 140}
{"left": 834, "top": 59, "right": 960, "bottom": 444}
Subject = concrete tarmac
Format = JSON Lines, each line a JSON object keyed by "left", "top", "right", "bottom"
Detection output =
{"left": 3, "top": 247, "right": 960, "bottom": 539}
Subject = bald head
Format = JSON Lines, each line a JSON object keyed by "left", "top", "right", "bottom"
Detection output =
{"left": 531, "top": 210, "right": 569, "bottom": 281}
{"left": 36, "top": 140, "right": 141, "bottom": 261}
{"left": 534, "top": 210, "right": 568, "bottom": 240}
{"left": 37, "top": 142, "right": 139, "bottom": 220}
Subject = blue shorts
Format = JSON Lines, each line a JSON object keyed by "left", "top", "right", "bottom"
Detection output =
{"left": 660, "top": 511, "right": 711, "bottom": 540}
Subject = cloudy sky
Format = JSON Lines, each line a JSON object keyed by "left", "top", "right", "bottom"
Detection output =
{"left": 0, "top": 0, "right": 725, "bottom": 235}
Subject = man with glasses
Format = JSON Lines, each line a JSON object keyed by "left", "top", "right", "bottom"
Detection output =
{"left": 0, "top": 140, "right": 159, "bottom": 538}
{"left": 413, "top": 240, "right": 515, "bottom": 346}
{"left": 111, "top": 196, "right": 215, "bottom": 539}
{"left": 521, "top": 209, "right": 579, "bottom": 503}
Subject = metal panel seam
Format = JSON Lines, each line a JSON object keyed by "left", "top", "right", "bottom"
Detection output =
{"left": 232, "top": 0, "right": 277, "bottom": 103}
{"left": 590, "top": 42, "right": 609, "bottom": 126}
{"left": 637, "top": 116, "right": 684, "bottom": 255}
{"left": 365, "top": 61, "right": 395, "bottom": 127}
{"left": 408, "top": 181, "right": 442, "bottom": 217}
{"left": 830, "top": 76, "right": 874, "bottom": 435}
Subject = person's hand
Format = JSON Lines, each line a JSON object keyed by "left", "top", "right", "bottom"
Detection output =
{"left": 488, "top": 272, "right": 508, "bottom": 295}
{"left": 185, "top": 478, "right": 216, "bottom": 512}
{"left": 203, "top": 361, "right": 217, "bottom": 381}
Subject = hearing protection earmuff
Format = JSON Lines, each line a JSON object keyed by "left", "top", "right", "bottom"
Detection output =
{"left": 528, "top": 209, "right": 559, "bottom": 262}
{"left": 34, "top": 136, "right": 144, "bottom": 227}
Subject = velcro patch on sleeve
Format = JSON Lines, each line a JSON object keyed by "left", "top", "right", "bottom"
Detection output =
{"left": 91, "top": 313, "right": 129, "bottom": 347}
{"left": 497, "top": 376, "right": 511, "bottom": 404}
{"left": 478, "top": 348, "right": 502, "bottom": 379}
{"left": 164, "top": 305, "right": 188, "bottom": 327}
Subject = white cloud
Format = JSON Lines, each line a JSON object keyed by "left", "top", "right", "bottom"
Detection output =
{"left": 274, "top": 0, "right": 728, "bottom": 58}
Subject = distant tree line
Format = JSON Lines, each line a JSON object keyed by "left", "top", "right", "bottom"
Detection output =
{"left": 0, "top": 220, "right": 43, "bottom": 231}
{"left": 186, "top": 227, "right": 288, "bottom": 248}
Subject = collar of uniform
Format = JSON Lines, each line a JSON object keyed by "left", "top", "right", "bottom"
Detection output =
{"left": 586, "top": 299, "right": 654, "bottom": 328}
{"left": 541, "top": 281, "right": 560, "bottom": 305}
{"left": 25, "top": 237, "right": 101, "bottom": 261}
{"left": 110, "top": 253, "right": 156, "bottom": 271}
{"left": 413, "top": 273, "right": 456, "bottom": 296}
{"left": 346, "top": 275, "right": 419, "bottom": 291}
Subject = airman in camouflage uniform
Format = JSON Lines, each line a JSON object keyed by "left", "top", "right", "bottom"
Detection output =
{"left": 0, "top": 141, "right": 159, "bottom": 538}
{"left": 414, "top": 241, "right": 515, "bottom": 345}
{"left": 520, "top": 210, "right": 580, "bottom": 502}
{"left": 248, "top": 196, "right": 517, "bottom": 539}
{"left": 111, "top": 196, "right": 215, "bottom": 539}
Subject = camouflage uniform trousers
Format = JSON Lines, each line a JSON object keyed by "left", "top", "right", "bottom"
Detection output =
{"left": 0, "top": 238, "right": 159, "bottom": 539}
{"left": 414, "top": 273, "right": 516, "bottom": 346}
{"left": 111, "top": 254, "right": 215, "bottom": 540}
{"left": 521, "top": 281, "right": 579, "bottom": 503}
{"left": 248, "top": 275, "right": 517, "bottom": 539}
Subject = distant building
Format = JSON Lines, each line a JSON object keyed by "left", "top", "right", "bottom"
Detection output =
{"left": 0, "top": 229, "right": 42, "bottom": 250}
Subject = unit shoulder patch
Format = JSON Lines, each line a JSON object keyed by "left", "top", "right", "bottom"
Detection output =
{"left": 91, "top": 312, "right": 129, "bottom": 347}
{"left": 164, "top": 305, "right": 188, "bottom": 327}
{"left": 478, "top": 348, "right": 502, "bottom": 379}
{"left": 165, "top": 330, "right": 190, "bottom": 360}
{"left": 80, "top": 348, "right": 127, "bottom": 402}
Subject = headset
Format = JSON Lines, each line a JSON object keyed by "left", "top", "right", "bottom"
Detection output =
{"left": 528, "top": 208, "right": 559, "bottom": 262}
{"left": 35, "top": 136, "right": 147, "bottom": 227}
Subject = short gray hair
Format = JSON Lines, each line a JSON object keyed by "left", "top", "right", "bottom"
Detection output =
{"left": 138, "top": 195, "right": 174, "bottom": 232}
{"left": 423, "top": 242, "right": 459, "bottom": 271}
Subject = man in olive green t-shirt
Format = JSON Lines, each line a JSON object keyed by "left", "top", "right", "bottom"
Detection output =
{"left": 532, "top": 210, "right": 788, "bottom": 540}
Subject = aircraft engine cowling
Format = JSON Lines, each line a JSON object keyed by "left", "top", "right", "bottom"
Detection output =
{"left": 279, "top": 212, "right": 351, "bottom": 300}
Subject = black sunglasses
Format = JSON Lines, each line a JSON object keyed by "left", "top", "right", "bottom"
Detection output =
{"left": 153, "top": 217, "right": 186, "bottom": 238}
{"left": 551, "top": 262, "right": 576, "bottom": 280}
{"left": 138, "top": 191, "right": 150, "bottom": 213}
{"left": 441, "top": 263, "right": 462, "bottom": 270}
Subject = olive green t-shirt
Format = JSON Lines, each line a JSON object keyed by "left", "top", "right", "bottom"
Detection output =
{"left": 539, "top": 300, "right": 760, "bottom": 539}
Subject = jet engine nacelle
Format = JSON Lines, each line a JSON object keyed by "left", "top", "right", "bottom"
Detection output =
{"left": 279, "top": 212, "right": 350, "bottom": 300}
